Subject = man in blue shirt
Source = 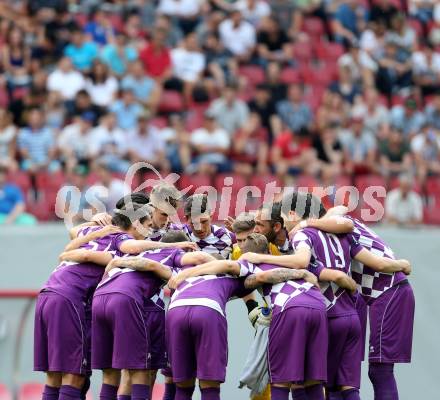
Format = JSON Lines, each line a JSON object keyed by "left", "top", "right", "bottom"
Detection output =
{"left": 0, "top": 166, "right": 36, "bottom": 225}
{"left": 109, "top": 89, "right": 143, "bottom": 131}
{"left": 64, "top": 29, "right": 98, "bottom": 71}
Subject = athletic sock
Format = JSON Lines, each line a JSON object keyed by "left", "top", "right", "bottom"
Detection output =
{"left": 368, "top": 363, "right": 399, "bottom": 400}
{"left": 42, "top": 385, "right": 59, "bottom": 400}
{"left": 175, "top": 386, "right": 195, "bottom": 400}
{"left": 327, "top": 391, "right": 343, "bottom": 400}
{"left": 131, "top": 384, "right": 150, "bottom": 400}
{"left": 117, "top": 395, "right": 131, "bottom": 400}
{"left": 305, "top": 383, "right": 325, "bottom": 400}
{"left": 291, "top": 387, "right": 307, "bottom": 400}
{"left": 80, "top": 378, "right": 91, "bottom": 400}
{"left": 270, "top": 386, "right": 290, "bottom": 400}
{"left": 162, "top": 383, "right": 176, "bottom": 400}
{"left": 200, "top": 387, "right": 220, "bottom": 400}
{"left": 341, "top": 388, "right": 361, "bottom": 400}
{"left": 99, "top": 384, "right": 118, "bottom": 400}
{"left": 59, "top": 385, "right": 82, "bottom": 400}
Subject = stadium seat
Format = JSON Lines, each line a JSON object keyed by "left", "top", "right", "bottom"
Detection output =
{"left": 238, "top": 65, "right": 265, "bottom": 86}
{"left": 424, "top": 206, "right": 440, "bottom": 225}
{"left": 0, "top": 384, "right": 12, "bottom": 400}
{"left": 296, "top": 175, "right": 319, "bottom": 192}
{"left": 35, "top": 171, "right": 66, "bottom": 192}
{"left": 315, "top": 41, "right": 344, "bottom": 62}
{"left": 7, "top": 171, "right": 32, "bottom": 194}
{"left": 249, "top": 174, "right": 280, "bottom": 194}
{"left": 302, "top": 17, "right": 325, "bottom": 41}
{"left": 185, "top": 110, "right": 205, "bottom": 131}
{"left": 426, "top": 177, "right": 440, "bottom": 201}
{"left": 214, "top": 173, "right": 248, "bottom": 193}
{"left": 18, "top": 382, "right": 44, "bottom": 400}
{"left": 292, "top": 42, "right": 314, "bottom": 64}
{"left": 150, "top": 116, "right": 168, "bottom": 129}
{"left": 26, "top": 200, "right": 53, "bottom": 221}
{"left": 389, "top": 177, "right": 422, "bottom": 194}
{"left": 355, "top": 175, "right": 387, "bottom": 194}
{"left": 280, "top": 67, "right": 301, "bottom": 84}
{"left": 408, "top": 18, "right": 423, "bottom": 38}
{"left": 178, "top": 174, "right": 212, "bottom": 194}
{"left": 158, "top": 91, "right": 185, "bottom": 113}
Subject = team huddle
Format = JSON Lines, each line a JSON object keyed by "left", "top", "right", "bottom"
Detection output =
{"left": 33, "top": 182, "right": 415, "bottom": 400}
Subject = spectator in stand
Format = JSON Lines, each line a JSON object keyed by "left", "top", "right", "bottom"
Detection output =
{"left": 340, "top": 115, "right": 377, "bottom": 175}
{"left": 160, "top": 114, "right": 191, "bottom": 172}
{"left": 329, "top": 64, "right": 362, "bottom": 104}
{"left": 100, "top": 32, "right": 138, "bottom": 77}
{"left": 231, "top": 113, "right": 269, "bottom": 175}
{"left": 127, "top": 111, "right": 170, "bottom": 172}
{"left": 411, "top": 122, "right": 440, "bottom": 182}
{"left": 386, "top": 13, "right": 417, "bottom": 54}
{"left": 89, "top": 112, "right": 130, "bottom": 173}
{"left": 84, "top": 60, "right": 118, "bottom": 107}
{"left": 379, "top": 127, "right": 412, "bottom": 178}
{"left": 390, "top": 97, "right": 426, "bottom": 138}
{"left": 360, "top": 19, "right": 387, "bottom": 60}
{"left": 331, "top": 0, "right": 367, "bottom": 45}
{"left": 412, "top": 40, "right": 440, "bottom": 97}
{"left": 0, "top": 109, "right": 18, "bottom": 172}
{"left": 208, "top": 82, "right": 250, "bottom": 136}
{"left": 139, "top": 27, "right": 172, "bottom": 83}
{"left": 266, "top": 61, "right": 287, "bottom": 104}
{"left": 316, "top": 90, "right": 350, "bottom": 131}
{"left": 46, "top": 57, "right": 85, "bottom": 101}
{"left": 275, "top": 83, "right": 313, "bottom": 133}
{"left": 219, "top": 9, "right": 256, "bottom": 62}
{"left": 67, "top": 89, "right": 103, "bottom": 122}
{"left": 121, "top": 60, "right": 161, "bottom": 112}
{"left": 158, "top": 0, "right": 203, "bottom": 34}
{"left": 248, "top": 83, "right": 277, "bottom": 142}
{"left": 57, "top": 111, "right": 95, "bottom": 173}
{"left": 88, "top": 161, "right": 130, "bottom": 212}
{"left": 0, "top": 165, "right": 36, "bottom": 225}
{"left": 235, "top": 0, "right": 271, "bottom": 27}
{"left": 369, "top": 0, "right": 399, "bottom": 29}
{"left": 271, "top": 126, "right": 319, "bottom": 180}
{"left": 351, "top": 88, "right": 390, "bottom": 136}
{"left": 109, "top": 88, "right": 143, "bottom": 131}
{"left": 83, "top": 8, "right": 116, "bottom": 46}
{"left": 169, "top": 32, "right": 206, "bottom": 104}
{"left": 17, "top": 107, "right": 59, "bottom": 172}
{"left": 155, "top": 14, "right": 184, "bottom": 48}
{"left": 256, "top": 15, "right": 292, "bottom": 65}
{"left": 385, "top": 174, "right": 423, "bottom": 226}
{"left": 425, "top": 92, "right": 440, "bottom": 130}
{"left": 64, "top": 28, "right": 98, "bottom": 71}
{"left": 188, "top": 110, "right": 231, "bottom": 174}
{"left": 375, "top": 39, "right": 413, "bottom": 96}
{"left": 312, "top": 122, "right": 344, "bottom": 182}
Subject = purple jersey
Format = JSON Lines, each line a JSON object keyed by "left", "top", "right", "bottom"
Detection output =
{"left": 346, "top": 217, "right": 407, "bottom": 302}
{"left": 292, "top": 227, "right": 363, "bottom": 317}
{"left": 95, "top": 247, "right": 184, "bottom": 309}
{"left": 169, "top": 223, "right": 236, "bottom": 259}
{"left": 42, "top": 226, "right": 132, "bottom": 303}
{"left": 237, "top": 260, "right": 324, "bottom": 316}
{"left": 169, "top": 268, "right": 251, "bottom": 317}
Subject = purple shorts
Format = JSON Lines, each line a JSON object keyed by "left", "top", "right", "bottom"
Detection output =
{"left": 144, "top": 310, "right": 167, "bottom": 370}
{"left": 268, "top": 307, "right": 328, "bottom": 384}
{"left": 92, "top": 293, "right": 152, "bottom": 370}
{"left": 354, "top": 292, "right": 368, "bottom": 361}
{"left": 34, "top": 291, "right": 90, "bottom": 375}
{"left": 327, "top": 314, "right": 362, "bottom": 389}
{"left": 369, "top": 281, "right": 415, "bottom": 364}
{"left": 166, "top": 306, "right": 227, "bottom": 383}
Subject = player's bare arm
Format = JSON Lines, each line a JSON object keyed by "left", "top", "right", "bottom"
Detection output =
{"left": 105, "top": 257, "right": 172, "bottom": 280}
{"left": 59, "top": 249, "right": 113, "bottom": 266}
{"left": 244, "top": 268, "right": 318, "bottom": 290}
{"left": 91, "top": 212, "right": 113, "bottom": 226}
{"left": 238, "top": 247, "right": 312, "bottom": 269}
{"left": 180, "top": 251, "right": 216, "bottom": 266}
{"left": 64, "top": 225, "right": 121, "bottom": 251}
{"left": 354, "top": 248, "right": 411, "bottom": 275}
{"left": 318, "top": 269, "right": 357, "bottom": 293}
{"left": 289, "top": 215, "right": 354, "bottom": 238}
{"left": 118, "top": 240, "right": 198, "bottom": 254}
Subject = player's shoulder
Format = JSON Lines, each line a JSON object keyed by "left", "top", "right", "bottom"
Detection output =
{"left": 212, "top": 224, "right": 235, "bottom": 241}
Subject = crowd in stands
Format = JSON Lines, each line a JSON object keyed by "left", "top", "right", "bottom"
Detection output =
{"left": 0, "top": 0, "right": 440, "bottom": 225}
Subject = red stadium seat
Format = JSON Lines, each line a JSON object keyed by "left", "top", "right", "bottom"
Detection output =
{"left": 238, "top": 65, "right": 265, "bottom": 86}
{"left": 315, "top": 41, "right": 344, "bottom": 62}
{"left": 424, "top": 206, "right": 440, "bottom": 225}
{"left": 7, "top": 171, "right": 31, "bottom": 194}
{"left": 302, "top": 17, "right": 325, "bottom": 40}
{"left": 178, "top": 174, "right": 212, "bottom": 194}
{"left": 0, "top": 384, "right": 12, "bottom": 400}
{"left": 296, "top": 175, "right": 319, "bottom": 192}
{"left": 214, "top": 173, "right": 248, "bottom": 193}
{"left": 292, "top": 42, "right": 313, "bottom": 64}
{"left": 150, "top": 116, "right": 168, "bottom": 129}
{"left": 185, "top": 111, "right": 204, "bottom": 131}
{"left": 300, "top": 63, "right": 336, "bottom": 87}
{"left": 35, "top": 171, "right": 66, "bottom": 192}
{"left": 389, "top": 177, "right": 422, "bottom": 194}
{"left": 249, "top": 174, "right": 281, "bottom": 194}
{"left": 158, "top": 91, "right": 185, "bottom": 113}
{"left": 280, "top": 67, "right": 301, "bottom": 84}
{"left": 18, "top": 382, "right": 44, "bottom": 400}
{"left": 408, "top": 18, "right": 423, "bottom": 38}
{"left": 426, "top": 177, "right": 440, "bottom": 201}
{"left": 26, "top": 200, "right": 53, "bottom": 221}
{"left": 355, "top": 175, "right": 387, "bottom": 194}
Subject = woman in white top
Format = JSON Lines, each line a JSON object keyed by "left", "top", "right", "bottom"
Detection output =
{"left": 85, "top": 60, "right": 118, "bottom": 107}
{"left": 0, "top": 109, "right": 18, "bottom": 172}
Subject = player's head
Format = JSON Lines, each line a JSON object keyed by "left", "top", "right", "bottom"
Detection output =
{"left": 160, "top": 231, "right": 190, "bottom": 243}
{"left": 280, "top": 191, "right": 325, "bottom": 231}
{"left": 232, "top": 212, "right": 256, "bottom": 250}
{"left": 242, "top": 233, "right": 269, "bottom": 255}
{"left": 116, "top": 192, "right": 150, "bottom": 209}
{"left": 184, "top": 194, "right": 212, "bottom": 240}
{"left": 111, "top": 202, "right": 153, "bottom": 239}
{"left": 149, "top": 183, "right": 180, "bottom": 229}
{"left": 254, "top": 202, "right": 284, "bottom": 244}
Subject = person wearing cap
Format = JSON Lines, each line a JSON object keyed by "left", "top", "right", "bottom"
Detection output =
{"left": 58, "top": 111, "right": 96, "bottom": 173}
{"left": 188, "top": 110, "right": 231, "bottom": 174}
{"left": 0, "top": 165, "right": 36, "bottom": 225}
{"left": 390, "top": 97, "right": 426, "bottom": 137}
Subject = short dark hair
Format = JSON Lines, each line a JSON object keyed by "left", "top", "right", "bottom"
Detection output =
{"left": 116, "top": 192, "right": 149, "bottom": 210}
{"left": 232, "top": 212, "right": 256, "bottom": 233}
{"left": 160, "top": 231, "right": 190, "bottom": 243}
{"left": 184, "top": 194, "right": 210, "bottom": 217}
{"left": 243, "top": 233, "right": 269, "bottom": 254}
{"left": 258, "top": 202, "right": 284, "bottom": 228}
{"left": 280, "top": 192, "right": 325, "bottom": 220}
{"left": 111, "top": 202, "right": 152, "bottom": 230}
